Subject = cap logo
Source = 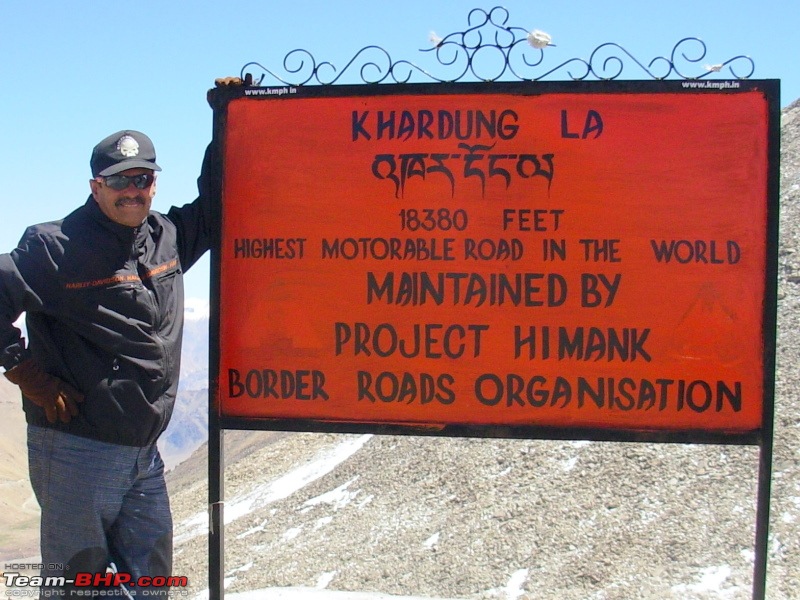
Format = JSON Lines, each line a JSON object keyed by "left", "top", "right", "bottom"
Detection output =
{"left": 117, "top": 135, "right": 139, "bottom": 158}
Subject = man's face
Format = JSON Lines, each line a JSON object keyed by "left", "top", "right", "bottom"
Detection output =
{"left": 90, "top": 167, "right": 157, "bottom": 227}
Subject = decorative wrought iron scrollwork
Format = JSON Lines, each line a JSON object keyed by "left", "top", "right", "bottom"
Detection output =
{"left": 240, "top": 6, "right": 754, "bottom": 85}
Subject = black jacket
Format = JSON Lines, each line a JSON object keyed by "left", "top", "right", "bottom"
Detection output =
{"left": 0, "top": 173, "right": 213, "bottom": 446}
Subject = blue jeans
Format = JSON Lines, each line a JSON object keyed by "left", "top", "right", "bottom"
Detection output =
{"left": 27, "top": 425, "right": 172, "bottom": 598}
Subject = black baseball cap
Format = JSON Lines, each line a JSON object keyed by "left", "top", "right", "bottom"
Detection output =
{"left": 90, "top": 130, "right": 162, "bottom": 177}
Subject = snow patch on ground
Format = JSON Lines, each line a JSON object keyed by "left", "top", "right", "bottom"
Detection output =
{"left": 175, "top": 435, "right": 372, "bottom": 544}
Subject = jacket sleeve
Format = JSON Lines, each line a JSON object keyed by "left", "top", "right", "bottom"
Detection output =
{"left": 0, "top": 230, "right": 49, "bottom": 371}
{"left": 166, "top": 141, "right": 220, "bottom": 272}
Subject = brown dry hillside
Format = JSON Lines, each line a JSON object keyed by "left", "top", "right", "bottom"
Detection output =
{"left": 0, "top": 378, "right": 38, "bottom": 561}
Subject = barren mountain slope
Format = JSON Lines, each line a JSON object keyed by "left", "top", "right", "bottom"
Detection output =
{"left": 167, "top": 99, "right": 800, "bottom": 600}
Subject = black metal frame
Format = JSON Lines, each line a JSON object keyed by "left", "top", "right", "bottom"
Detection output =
{"left": 204, "top": 8, "right": 777, "bottom": 599}
{"left": 240, "top": 6, "right": 754, "bottom": 86}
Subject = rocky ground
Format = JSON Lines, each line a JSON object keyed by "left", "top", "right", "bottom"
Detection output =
{"left": 167, "top": 98, "right": 800, "bottom": 600}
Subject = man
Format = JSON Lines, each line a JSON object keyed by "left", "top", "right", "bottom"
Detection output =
{"left": 0, "top": 128, "right": 217, "bottom": 597}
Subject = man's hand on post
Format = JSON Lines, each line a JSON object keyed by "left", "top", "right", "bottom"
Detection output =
{"left": 4, "top": 358, "right": 84, "bottom": 424}
{"left": 214, "top": 76, "right": 245, "bottom": 87}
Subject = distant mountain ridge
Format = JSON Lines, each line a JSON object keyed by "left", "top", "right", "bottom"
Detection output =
{"left": 160, "top": 297, "right": 210, "bottom": 470}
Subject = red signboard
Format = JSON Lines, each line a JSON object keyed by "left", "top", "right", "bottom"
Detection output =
{"left": 215, "top": 82, "right": 775, "bottom": 436}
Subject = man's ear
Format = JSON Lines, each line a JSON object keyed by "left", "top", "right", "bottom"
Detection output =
{"left": 89, "top": 178, "right": 100, "bottom": 199}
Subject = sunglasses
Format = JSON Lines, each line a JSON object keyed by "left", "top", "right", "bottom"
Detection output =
{"left": 101, "top": 173, "right": 155, "bottom": 191}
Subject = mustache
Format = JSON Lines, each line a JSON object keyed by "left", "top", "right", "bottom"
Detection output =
{"left": 114, "top": 196, "right": 147, "bottom": 206}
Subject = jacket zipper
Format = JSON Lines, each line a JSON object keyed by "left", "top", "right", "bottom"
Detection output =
{"left": 132, "top": 228, "right": 171, "bottom": 389}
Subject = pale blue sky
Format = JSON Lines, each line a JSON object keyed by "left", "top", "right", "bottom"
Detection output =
{"left": 1, "top": 0, "right": 795, "bottom": 299}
